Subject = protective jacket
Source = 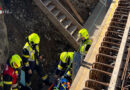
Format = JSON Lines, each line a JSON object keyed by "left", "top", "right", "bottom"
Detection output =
{"left": 22, "top": 42, "right": 48, "bottom": 86}
{"left": 56, "top": 52, "right": 74, "bottom": 77}
{"left": 3, "top": 64, "right": 18, "bottom": 90}
{"left": 22, "top": 42, "right": 39, "bottom": 70}
{"left": 80, "top": 39, "right": 92, "bottom": 54}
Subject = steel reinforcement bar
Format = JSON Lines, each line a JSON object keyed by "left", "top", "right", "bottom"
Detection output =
{"left": 83, "top": 0, "right": 130, "bottom": 90}
{"left": 121, "top": 47, "right": 130, "bottom": 90}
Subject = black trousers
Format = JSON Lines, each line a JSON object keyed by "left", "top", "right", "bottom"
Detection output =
{"left": 25, "top": 61, "right": 45, "bottom": 84}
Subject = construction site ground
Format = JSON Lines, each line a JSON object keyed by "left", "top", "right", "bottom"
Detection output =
{"left": 1, "top": 0, "right": 99, "bottom": 89}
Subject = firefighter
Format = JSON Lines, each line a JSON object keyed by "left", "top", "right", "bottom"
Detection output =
{"left": 3, "top": 54, "right": 22, "bottom": 90}
{"left": 55, "top": 52, "right": 74, "bottom": 81}
{"left": 78, "top": 28, "right": 92, "bottom": 55}
{"left": 22, "top": 33, "right": 49, "bottom": 88}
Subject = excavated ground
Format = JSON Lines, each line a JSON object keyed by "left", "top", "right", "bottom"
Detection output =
{"left": 60, "top": 0, "right": 99, "bottom": 23}
{"left": 2, "top": 0, "right": 99, "bottom": 89}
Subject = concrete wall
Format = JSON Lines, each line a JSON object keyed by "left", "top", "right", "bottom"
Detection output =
{"left": 84, "top": 1, "right": 110, "bottom": 36}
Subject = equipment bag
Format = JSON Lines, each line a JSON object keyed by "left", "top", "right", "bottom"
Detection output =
{"left": 19, "top": 70, "right": 26, "bottom": 86}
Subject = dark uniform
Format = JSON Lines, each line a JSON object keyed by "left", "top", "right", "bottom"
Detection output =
{"left": 78, "top": 28, "right": 92, "bottom": 55}
{"left": 56, "top": 52, "right": 74, "bottom": 81}
{"left": 22, "top": 42, "right": 48, "bottom": 86}
{"left": 80, "top": 39, "right": 92, "bottom": 54}
{"left": 3, "top": 54, "right": 22, "bottom": 90}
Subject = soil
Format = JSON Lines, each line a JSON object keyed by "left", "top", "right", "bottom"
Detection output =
{"left": 1, "top": 0, "right": 99, "bottom": 89}
{"left": 59, "top": 0, "right": 99, "bottom": 23}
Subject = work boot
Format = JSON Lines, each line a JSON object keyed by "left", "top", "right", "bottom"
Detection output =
{"left": 25, "top": 82, "right": 32, "bottom": 90}
{"left": 42, "top": 78, "right": 52, "bottom": 86}
{"left": 41, "top": 75, "right": 52, "bottom": 86}
{"left": 24, "top": 86, "right": 32, "bottom": 90}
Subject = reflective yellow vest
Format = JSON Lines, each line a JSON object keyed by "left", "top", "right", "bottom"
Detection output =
{"left": 23, "top": 42, "right": 39, "bottom": 61}
{"left": 80, "top": 39, "right": 92, "bottom": 54}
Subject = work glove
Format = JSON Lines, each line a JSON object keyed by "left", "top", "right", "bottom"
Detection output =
{"left": 28, "top": 69, "right": 32, "bottom": 74}
{"left": 54, "top": 75, "right": 59, "bottom": 80}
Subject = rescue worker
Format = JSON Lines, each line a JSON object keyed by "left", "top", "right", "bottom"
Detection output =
{"left": 3, "top": 54, "right": 22, "bottom": 90}
{"left": 22, "top": 33, "right": 49, "bottom": 88}
{"left": 78, "top": 28, "right": 92, "bottom": 55}
{"left": 55, "top": 52, "right": 74, "bottom": 81}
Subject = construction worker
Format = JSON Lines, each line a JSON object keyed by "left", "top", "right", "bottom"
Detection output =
{"left": 55, "top": 52, "right": 74, "bottom": 81}
{"left": 78, "top": 28, "right": 92, "bottom": 55}
{"left": 22, "top": 33, "right": 49, "bottom": 88}
{"left": 3, "top": 54, "right": 22, "bottom": 90}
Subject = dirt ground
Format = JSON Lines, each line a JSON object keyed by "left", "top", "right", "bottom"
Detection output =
{"left": 60, "top": 0, "right": 99, "bottom": 23}
{"left": 2, "top": 0, "right": 99, "bottom": 89}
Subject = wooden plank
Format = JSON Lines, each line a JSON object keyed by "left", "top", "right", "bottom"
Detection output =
{"left": 108, "top": 13, "right": 130, "bottom": 90}
{"left": 71, "top": 0, "right": 119, "bottom": 89}
{"left": 65, "top": 0, "right": 84, "bottom": 24}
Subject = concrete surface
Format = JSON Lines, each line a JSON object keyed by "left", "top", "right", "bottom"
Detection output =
{"left": 84, "top": 1, "right": 111, "bottom": 36}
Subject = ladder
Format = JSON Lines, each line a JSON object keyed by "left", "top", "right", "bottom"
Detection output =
{"left": 33, "top": 0, "right": 83, "bottom": 50}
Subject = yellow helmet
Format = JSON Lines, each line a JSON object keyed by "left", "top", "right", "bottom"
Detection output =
{"left": 78, "top": 28, "right": 89, "bottom": 39}
{"left": 28, "top": 33, "right": 40, "bottom": 44}
{"left": 10, "top": 54, "right": 22, "bottom": 69}
{"left": 60, "top": 52, "right": 68, "bottom": 63}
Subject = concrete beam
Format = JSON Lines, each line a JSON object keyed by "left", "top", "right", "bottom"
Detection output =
{"left": 71, "top": 0, "right": 119, "bottom": 89}
{"left": 108, "top": 13, "right": 130, "bottom": 90}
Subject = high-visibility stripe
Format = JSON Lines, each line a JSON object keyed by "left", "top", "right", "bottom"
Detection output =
{"left": 36, "top": 60, "right": 39, "bottom": 65}
{"left": 58, "top": 65, "right": 63, "bottom": 70}
{"left": 61, "top": 84, "right": 66, "bottom": 89}
{"left": 3, "top": 81, "right": 12, "bottom": 85}
{"left": 12, "top": 88, "right": 18, "bottom": 90}
{"left": 80, "top": 39, "right": 91, "bottom": 54}
{"left": 41, "top": 75, "right": 48, "bottom": 80}
{"left": 66, "top": 71, "right": 71, "bottom": 76}
{"left": 24, "top": 62, "right": 29, "bottom": 67}
{"left": 80, "top": 44, "right": 86, "bottom": 54}
{"left": 22, "top": 55, "right": 29, "bottom": 58}
{"left": 24, "top": 43, "right": 35, "bottom": 61}
{"left": 26, "top": 82, "right": 31, "bottom": 87}
{"left": 15, "top": 71, "right": 18, "bottom": 75}
{"left": 0, "top": 81, "right": 3, "bottom": 87}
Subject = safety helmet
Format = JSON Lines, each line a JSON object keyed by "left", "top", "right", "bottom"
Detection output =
{"left": 60, "top": 52, "right": 68, "bottom": 63}
{"left": 78, "top": 28, "right": 89, "bottom": 40}
{"left": 10, "top": 54, "right": 22, "bottom": 69}
{"left": 28, "top": 33, "right": 40, "bottom": 44}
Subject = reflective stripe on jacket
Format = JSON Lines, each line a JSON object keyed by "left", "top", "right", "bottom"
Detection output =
{"left": 3, "top": 65, "right": 18, "bottom": 84}
{"left": 80, "top": 39, "right": 92, "bottom": 54}
{"left": 23, "top": 42, "right": 39, "bottom": 61}
{"left": 57, "top": 52, "right": 74, "bottom": 76}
